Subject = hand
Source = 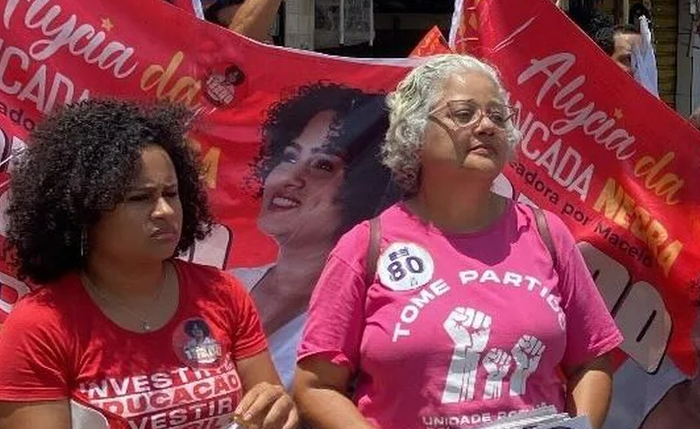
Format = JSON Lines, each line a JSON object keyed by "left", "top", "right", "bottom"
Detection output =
{"left": 234, "top": 382, "right": 298, "bottom": 429}
{"left": 443, "top": 307, "right": 491, "bottom": 352}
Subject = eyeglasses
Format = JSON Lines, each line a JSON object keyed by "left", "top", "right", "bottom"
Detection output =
{"left": 429, "top": 100, "right": 517, "bottom": 129}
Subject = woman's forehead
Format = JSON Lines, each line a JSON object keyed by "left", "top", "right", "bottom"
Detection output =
{"left": 441, "top": 71, "right": 499, "bottom": 97}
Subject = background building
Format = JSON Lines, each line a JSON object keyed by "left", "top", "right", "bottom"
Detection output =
{"left": 275, "top": 0, "right": 695, "bottom": 114}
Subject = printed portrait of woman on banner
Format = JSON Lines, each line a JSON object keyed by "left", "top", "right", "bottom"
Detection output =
{"left": 232, "top": 81, "right": 401, "bottom": 386}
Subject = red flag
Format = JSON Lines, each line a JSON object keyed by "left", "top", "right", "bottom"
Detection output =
{"left": 448, "top": 0, "right": 482, "bottom": 55}
{"left": 410, "top": 26, "right": 453, "bottom": 57}
{"left": 448, "top": 0, "right": 700, "bottom": 417}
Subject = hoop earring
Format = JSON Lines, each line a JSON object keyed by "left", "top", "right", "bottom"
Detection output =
{"left": 80, "top": 229, "right": 87, "bottom": 259}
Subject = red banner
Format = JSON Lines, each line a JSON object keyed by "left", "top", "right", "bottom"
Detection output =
{"left": 0, "top": 0, "right": 416, "bottom": 316}
{"left": 445, "top": 1, "right": 700, "bottom": 428}
{"left": 1, "top": 0, "right": 699, "bottom": 427}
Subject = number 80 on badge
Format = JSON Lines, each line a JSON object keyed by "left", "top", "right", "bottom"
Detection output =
{"left": 377, "top": 242, "right": 435, "bottom": 291}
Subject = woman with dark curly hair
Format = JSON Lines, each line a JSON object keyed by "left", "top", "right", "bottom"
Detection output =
{"left": 234, "top": 82, "right": 400, "bottom": 387}
{"left": 0, "top": 99, "right": 297, "bottom": 429}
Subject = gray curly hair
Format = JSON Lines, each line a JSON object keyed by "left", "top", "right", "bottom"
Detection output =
{"left": 381, "top": 54, "right": 520, "bottom": 195}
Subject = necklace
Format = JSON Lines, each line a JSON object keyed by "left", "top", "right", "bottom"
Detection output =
{"left": 82, "top": 265, "right": 169, "bottom": 332}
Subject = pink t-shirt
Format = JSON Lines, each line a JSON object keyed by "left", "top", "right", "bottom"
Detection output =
{"left": 298, "top": 201, "right": 623, "bottom": 429}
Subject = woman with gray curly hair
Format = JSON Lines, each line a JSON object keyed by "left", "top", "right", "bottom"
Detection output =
{"left": 293, "top": 54, "right": 621, "bottom": 429}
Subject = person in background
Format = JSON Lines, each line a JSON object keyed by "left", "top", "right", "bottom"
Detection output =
{"left": 593, "top": 24, "right": 642, "bottom": 76}
{"left": 205, "top": 0, "right": 283, "bottom": 43}
{"left": 581, "top": 8, "right": 658, "bottom": 96}
{"left": 204, "top": 0, "right": 246, "bottom": 27}
{"left": 166, "top": 0, "right": 283, "bottom": 43}
{"left": 629, "top": 2, "right": 652, "bottom": 28}
{"left": 0, "top": 99, "right": 297, "bottom": 429}
{"left": 294, "top": 54, "right": 622, "bottom": 429}
{"left": 234, "top": 82, "right": 399, "bottom": 387}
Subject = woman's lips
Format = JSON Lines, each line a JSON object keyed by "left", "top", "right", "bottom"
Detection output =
{"left": 469, "top": 144, "right": 496, "bottom": 155}
{"left": 151, "top": 228, "right": 179, "bottom": 241}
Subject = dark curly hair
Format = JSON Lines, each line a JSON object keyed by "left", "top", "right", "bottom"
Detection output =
{"left": 224, "top": 65, "right": 245, "bottom": 86}
{"left": 4, "top": 99, "right": 213, "bottom": 284}
{"left": 254, "top": 81, "right": 401, "bottom": 237}
{"left": 184, "top": 319, "right": 211, "bottom": 337}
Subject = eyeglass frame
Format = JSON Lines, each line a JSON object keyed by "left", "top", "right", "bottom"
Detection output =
{"left": 427, "top": 99, "right": 518, "bottom": 130}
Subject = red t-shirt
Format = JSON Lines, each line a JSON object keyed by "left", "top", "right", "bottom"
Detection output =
{"left": 0, "top": 260, "right": 267, "bottom": 429}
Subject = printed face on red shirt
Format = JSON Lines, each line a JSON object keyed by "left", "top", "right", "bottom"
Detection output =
{"left": 90, "top": 145, "right": 183, "bottom": 263}
{"left": 422, "top": 71, "right": 510, "bottom": 184}
{"left": 258, "top": 110, "right": 345, "bottom": 246}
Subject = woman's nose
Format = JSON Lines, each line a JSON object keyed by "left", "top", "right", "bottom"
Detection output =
{"left": 473, "top": 113, "right": 497, "bottom": 135}
{"left": 152, "top": 196, "right": 175, "bottom": 218}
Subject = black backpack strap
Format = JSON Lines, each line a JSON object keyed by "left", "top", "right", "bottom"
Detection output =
{"left": 530, "top": 206, "right": 558, "bottom": 270}
{"left": 364, "top": 217, "right": 382, "bottom": 285}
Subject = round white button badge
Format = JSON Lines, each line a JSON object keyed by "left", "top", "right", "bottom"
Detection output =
{"left": 377, "top": 242, "right": 435, "bottom": 291}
